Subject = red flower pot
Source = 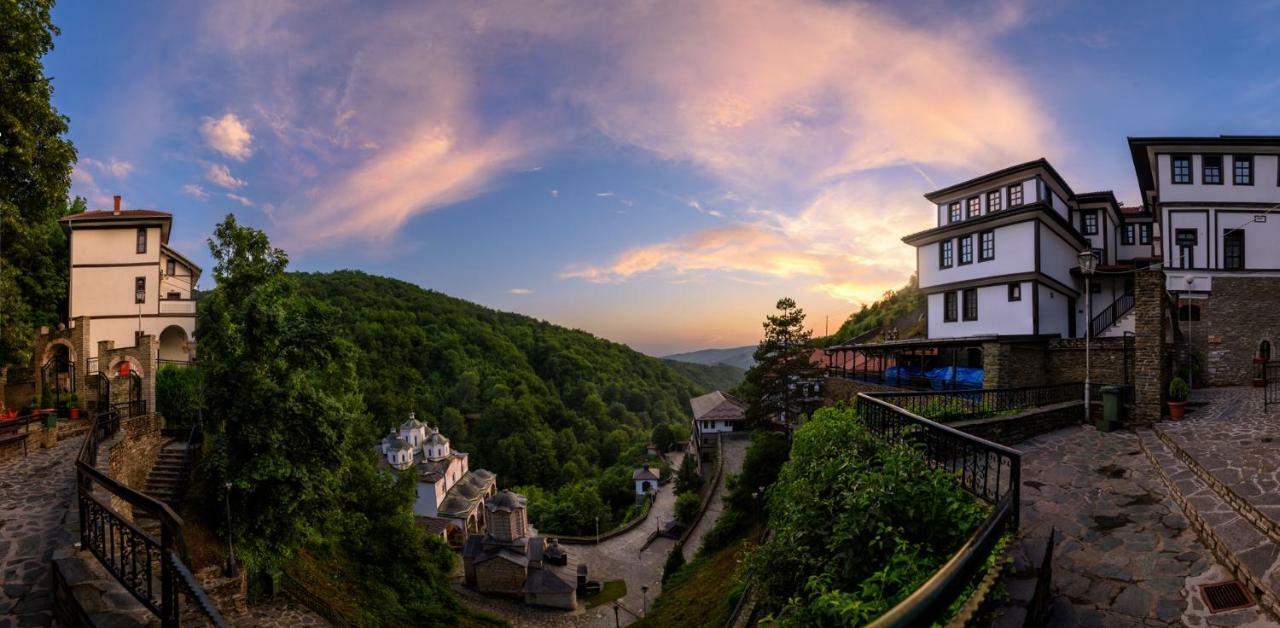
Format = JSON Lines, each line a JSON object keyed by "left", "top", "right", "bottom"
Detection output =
{"left": 1168, "top": 401, "right": 1186, "bottom": 421}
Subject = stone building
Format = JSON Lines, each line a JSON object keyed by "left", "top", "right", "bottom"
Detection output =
{"left": 378, "top": 417, "right": 496, "bottom": 543}
{"left": 462, "top": 490, "right": 584, "bottom": 610}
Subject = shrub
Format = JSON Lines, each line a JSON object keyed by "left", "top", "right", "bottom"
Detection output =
{"left": 662, "top": 542, "right": 686, "bottom": 584}
{"left": 156, "top": 364, "right": 203, "bottom": 427}
{"left": 1168, "top": 376, "right": 1189, "bottom": 402}
{"left": 675, "top": 492, "right": 701, "bottom": 527}
{"left": 675, "top": 454, "right": 702, "bottom": 494}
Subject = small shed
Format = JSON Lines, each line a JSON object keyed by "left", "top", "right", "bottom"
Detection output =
{"left": 632, "top": 464, "right": 659, "bottom": 496}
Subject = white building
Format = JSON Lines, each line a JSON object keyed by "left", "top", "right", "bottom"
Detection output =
{"left": 632, "top": 465, "right": 659, "bottom": 496}
{"left": 689, "top": 390, "right": 745, "bottom": 461}
{"left": 59, "top": 197, "right": 200, "bottom": 363}
{"left": 380, "top": 416, "right": 497, "bottom": 541}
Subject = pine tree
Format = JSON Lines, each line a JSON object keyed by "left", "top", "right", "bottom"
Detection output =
{"left": 675, "top": 453, "right": 701, "bottom": 494}
{"left": 743, "top": 298, "right": 817, "bottom": 425}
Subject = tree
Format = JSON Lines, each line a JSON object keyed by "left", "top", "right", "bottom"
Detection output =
{"left": 156, "top": 364, "right": 202, "bottom": 428}
{"left": 675, "top": 491, "right": 701, "bottom": 527}
{"left": 0, "top": 1, "right": 78, "bottom": 367}
{"left": 198, "top": 214, "right": 363, "bottom": 565}
{"left": 651, "top": 422, "right": 675, "bottom": 452}
{"left": 743, "top": 298, "right": 817, "bottom": 424}
{"left": 675, "top": 453, "right": 702, "bottom": 494}
{"left": 662, "top": 542, "right": 686, "bottom": 584}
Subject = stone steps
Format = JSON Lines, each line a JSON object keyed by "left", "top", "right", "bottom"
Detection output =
{"left": 1137, "top": 429, "right": 1280, "bottom": 619}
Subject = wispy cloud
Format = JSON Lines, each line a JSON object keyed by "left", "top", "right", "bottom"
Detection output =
{"left": 83, "top": 157, "right": 135, "bottom": 179}
{"left": 70, "top": 165, "right": 111, "bottom": 207}
{"left": 595, "top": 191, "right": 614, "bottom": 197}
{"left": 226, "top": 192, "right": 253, "bottom": 206}
{"left": 182, "top": 184, "right": 210, "bottom": 201}
{"left": 205, "top": 163, "right": 246, "bottom": 189}
{"left": 200, "top": 112, "right": 254, "bottom": 160}
{"left": 508, "top": 288, "right": 534, "bottom": 295}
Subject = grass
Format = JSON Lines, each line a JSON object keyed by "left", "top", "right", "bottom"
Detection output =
{"left": 631, "top": 533, "right": 756, "bottom": 628}
{"left": 585, "top": 579, "right": 627, "bottom": 609}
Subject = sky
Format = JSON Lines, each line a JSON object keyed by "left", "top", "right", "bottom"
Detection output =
{"left": 46, "top": 0, "right": 1280, "bottom": 356}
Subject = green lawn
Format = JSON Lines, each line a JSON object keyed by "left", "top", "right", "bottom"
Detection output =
{"left": 585, "top": 579, "right": 627, "bottom": 609}
{"left": 631, "top": 536, "right": 754, "bottom": 627}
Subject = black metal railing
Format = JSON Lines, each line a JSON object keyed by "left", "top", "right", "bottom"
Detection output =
{"left": 1265, "top": 363, "right": 1280, "bottom": 409}
{"left": 825, "top": 367, "right": 982, "bottom": 392}
{"left": 156, "top": 358, "right": 195, "bottom": 368}
{"left": 111, "top": 399, "right": 148, "bottom": 419}
{"left": 864, "top": 382, "right": 1123, "bottom": 424}
{"left": 856, "top": 394, "right": 1021, "bottom": 627}
{"left": 76, "top": 405, "right": 226, "bottom": 627}
{"left": 1090, "top": 291, "right": 1135, "bottom": 339}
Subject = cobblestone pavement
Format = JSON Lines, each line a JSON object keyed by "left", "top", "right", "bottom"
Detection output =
{"left": 680, "top": 435, "right": 749, "bottom": 557}
{"left": 1162, "top": 387, "right": 1280, "bottom": 527}
{"left": 233, "top": 597, "right": 330, "bottom": 627}
{"left": 456, "top": 440, "right": 751, "bottom": 627}
{"left": 998, "top": 425, "right": 1275, "bottom": 627}
{"left": 0, "top": 435, "right": 83, "bottom": 628}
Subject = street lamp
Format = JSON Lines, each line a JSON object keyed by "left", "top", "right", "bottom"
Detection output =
{"left": 1078, "top": 250, "right": 1098, "bottom": 423}
{"left": 595, "top": 516, "right": 600, "bottom": 544}
{"left": 224, "top": 481, "right": 239, "bottom": 577}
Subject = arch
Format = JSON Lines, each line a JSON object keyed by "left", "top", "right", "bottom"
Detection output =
{"left": 158, "top": 325, "right": 189, "bottom": 362}
{"left": 1178, "top": 304, "right": 1201, "bottom": 322}
{"left": 106, "top": 356, "right": 146, "bottom": 381}
{"left": 41, "top": 338, "right": 78, "bottom": 367}
{"left": 1259, "top": 340, "right": 1272, "bottom": 362}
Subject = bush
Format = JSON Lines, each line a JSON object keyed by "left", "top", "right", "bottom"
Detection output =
{"left": 675, "top": 492, "right": 701, "bottom": 527}
{"left": 675, "top": 454, "right": 701, "bottom": 494}
{"left": 156, "top": 364, "right": 203, "bottom": 427}
{"left": 748, "top": 405, "right": 988, "bottom": 625}
{"left": 662, "top": 542, "right": 686, "bottom": 584}
{"left": 1168, "top": 376, "right": 1189, "bottom": 401}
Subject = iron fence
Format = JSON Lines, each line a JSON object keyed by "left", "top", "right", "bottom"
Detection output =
{"left": 864, "top": 382, "right": 1130, "bottom": 424}
{"left": 1265, "top": 363, "right": 1280, "bottom": 410}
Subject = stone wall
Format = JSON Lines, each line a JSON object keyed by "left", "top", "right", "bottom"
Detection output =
{"left": 1133, "top": 267, "right": 1168, "bottom": 424}
{"left": 1043, "top": 337, "right": 1134, "bottom": 387}
{"left": 106, "top": 413, "right": 165, "bottom": 520}
{"left": 823, "top": 377, "right": 909, "bottom": 404}
{"left": 97, "top": 335, "right": 158, "bottom": 416}
{"left": 1186, "top": 277, "right": 1280, "bottom": 386}
{"left": 982, "top": 342, "right": 1052, "bottom": 388}
{"left": 950, "top": 402, "right": 1085, "bottom": 446}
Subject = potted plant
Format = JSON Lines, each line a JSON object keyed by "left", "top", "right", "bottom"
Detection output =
{"left": 1168, "top": 376, "right": 1189, "bottom": 420}
{"left": 68, "top": 393, "right": 80, "bottom": 420}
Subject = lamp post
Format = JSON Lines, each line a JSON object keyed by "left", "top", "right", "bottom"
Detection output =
{"left": 224, "top": 481, "right": 238, "bottom": 577}
{"left": 641, "top": 584, "right": 649, "bottom": 616}
{"left": 1078, "top": 250, "right": 1098, "bottom": 423}
{"left": 595, "top": 516, "right": 600, "bottom": 544}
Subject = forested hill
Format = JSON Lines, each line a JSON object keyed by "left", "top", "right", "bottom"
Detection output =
{"left": 293, "top": 270, "right": 704, "bottom": 490}
{"left": 821, "top": 275, "right": 925, "bottom": 347}
{"left": 662, "top": 359, "right": 746, "bottom": 391}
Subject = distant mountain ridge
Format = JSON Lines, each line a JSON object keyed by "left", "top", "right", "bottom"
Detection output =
{"left": 663, "top": 345, "right": 756, "bottom": 371}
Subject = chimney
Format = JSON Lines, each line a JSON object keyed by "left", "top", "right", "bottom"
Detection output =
{"left": 113, "top": 195, "right": 122, "bottom": 215}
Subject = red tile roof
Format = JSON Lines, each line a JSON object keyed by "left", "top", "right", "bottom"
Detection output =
{"left": 60, "top": 209, "right": 172, "bottom": 222}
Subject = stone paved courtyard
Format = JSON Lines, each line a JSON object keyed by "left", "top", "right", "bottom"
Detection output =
{"left": 0, "top": 434, "right": 83, "bottom": 628}
{"left": 999, "top": 423, "right": 1277, "bottom": 627}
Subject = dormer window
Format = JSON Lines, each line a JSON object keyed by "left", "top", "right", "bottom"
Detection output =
{"left": 986, "top": 190, "right": 1002, "bottom": 213}
{"left": 1171, "top": 155, "right": 1192, "bottom": 184}
{"left": 1008, "top": 184, "right": 1023, "bottom": 207}
{"left": 136, "top": 228, "right": 147, "bottom": 254}
{"left": 966, "top": 197, "right": 980, "bottom": 218}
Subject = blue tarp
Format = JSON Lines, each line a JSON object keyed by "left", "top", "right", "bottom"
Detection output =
{"left": 883, "top": 365, "right": 983, "bottom": 390}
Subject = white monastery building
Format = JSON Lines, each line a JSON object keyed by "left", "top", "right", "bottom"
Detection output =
{"left": 380, "top": 415, "right": 497, "bottom": 542}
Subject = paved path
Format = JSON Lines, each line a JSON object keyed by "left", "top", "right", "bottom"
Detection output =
{"left": 681, "top": 435, "right": 749, "bottom": 557}
{"left": 0, "top": 435, "right": 83, "bottom": 628}
{"left": 997, "top": 425, "right": 1276, "bottom": 627}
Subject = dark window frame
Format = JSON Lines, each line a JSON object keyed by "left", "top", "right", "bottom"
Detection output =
{"left": 1234, "top": 154, "right": 1254, "bottom": 185}
{"left": 1202, "top": 154, "right": 1222, "bottom": 185}
{"left": 1223, "top": 229, "right": 1245, "bottom": 270}
{"left": 1139, "top": 223, "right": 1152, "bottom": 245}
{"left": 1171, "top": 154, "right": 1192, "bottom": 184}
{"left": 134, "top": 276, "right": 146, "bottom": 304}
{"left": 967, "top": 196, "right": 981, "bottom": 218}
{"left": 958, "top": 235, "right": 973, "bottom": 265}
{"left": 166, "top": 291, "right": 181, "bottom": 300}
{"left": 943, "top": 291, "right": 958, "bottom": 322}
{"left": 1175, "top": 228, "right": 1198, "bottom": 269}
{"left": 166, "top": 259, "right": 176, "bottom": 275}
{"left": 978, "top": 230, "right": 995, "bottom": 261}
{"left": 1121, "top": 224, "right": 1135, "bottom": 245}
{"left": 1178, "top": 304, "right": 1201, "bottom": 322}
{"left": 986, "top": 190, "right": 1002, "bottom": 213}
{"left": 948, "top": 202, "right": 961, "bottom": 224}
{"left": 1008, "top": 183, "right": 1023, "bottom": 207}
{"left": 1008, "top": 283, "right": 1021, "bottom": 302}
{"left": 962, "top": 288, "right": 978, "bottom": 321}
{"left": 1082, "top": 210, "right": 1098, "bottom": 235}
{"left": 939, "top": 239, "right": 954, "bottom": 269}
{"left": 136, "top": 228, "right": 147, "bottom": 254}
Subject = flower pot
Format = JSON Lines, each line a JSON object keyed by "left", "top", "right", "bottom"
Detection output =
{"left": 1168, "top": 400, "right": 1186, "bottom": 421}
{"left": 70, "top": 407, "right": 80, "bottom": 420}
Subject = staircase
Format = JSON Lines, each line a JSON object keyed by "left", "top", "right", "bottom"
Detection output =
{"left": 144, "top": 440, "right": 193, "bottom": 506}
{"left": 1098, "top": 307, "right": 1136, "bottom": 337}
{"left": 1090, "top": 291, "right": 1135, "bottom": 338}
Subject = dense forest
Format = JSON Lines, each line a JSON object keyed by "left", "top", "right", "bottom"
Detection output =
{"left": 662, "top": 358, "right": 746, "bottom": 391}
{"left": 293, "top": 271, "right": 707, "bottom": 531}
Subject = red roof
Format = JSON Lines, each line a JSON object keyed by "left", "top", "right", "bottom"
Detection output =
{"left": 60, "top": 209, "right": 172, "bottom": 222}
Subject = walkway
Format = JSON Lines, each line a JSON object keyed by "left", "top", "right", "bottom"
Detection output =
{"left": 680, "top": 434, "right": 750, "bottom": 557}
{"left": 0, "top": 434, "right": 83, "bottom": 627}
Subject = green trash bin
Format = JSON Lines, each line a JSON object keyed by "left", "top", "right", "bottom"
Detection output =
{"left": 1098, "top": 385, "right": 1123, "bottom": 432}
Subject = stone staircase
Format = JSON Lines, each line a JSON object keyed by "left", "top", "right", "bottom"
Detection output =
{"left": 144, "top": 440, "right": 193, "bottom": 506}
{"left": 1136, "top": 428, "right": 1280, "bottom": 618}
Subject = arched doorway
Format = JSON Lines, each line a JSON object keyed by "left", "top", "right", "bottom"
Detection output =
{"left": 158, "top": 325, "right": 190, "bottom": 364}
{"left": 41, "top": 343, "right": 75, "bottom": 408}
{"left": 1259, "top": 340, "right": 1272, "bottom": 362}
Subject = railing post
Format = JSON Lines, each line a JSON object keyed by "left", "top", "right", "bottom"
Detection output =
{"left": 161, "top": 525, "right": 177, "bottom": 628}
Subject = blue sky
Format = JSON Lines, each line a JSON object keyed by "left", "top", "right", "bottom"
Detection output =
{"left": 47, "top": 0, "right": 1280, "bottom": 355}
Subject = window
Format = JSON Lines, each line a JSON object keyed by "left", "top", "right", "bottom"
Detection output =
{"left": 958, "top": 236, "right": 973, "bottom": 265}
{"left": 1202, "top": 154, "right": 1222, "bottom": 184}
{"left": 962, "top": 289, "right": 978, "bottom": 321}
{"left": 967, "top": 197, "right": 980, "bottom": 218}
{"left": 1008, "top": 283, "right": 1022, "bottom": 302}
{"left": 136, "top": 228, "right": 147, "bottom": 254}
{"left": 135, "top": 277, "right": 146, "bottom": 304}
{"left": 1234, "top": 155, "right": 1253, "bottom": 185}
{"left": 166, "top": 291, "right": 181, "bottom": 300}
{"left": 1082, "top": 210, "right": 1098, "bottom": 235}
{"left": 986, "top": 190, "right": 1002, "bottom": 213}
{"left": 1139, "top": 223, "right": 1151, "bottom": 245}
{"left": 944, "top": 292, "right": 958, "bottom": 322}
{"left": 1121, "top": 224, "right": 1135, "bottom": 245}
{"left": 939, "top": 240, "right": 953, "bottom": 268}
{"left": 1223, "top": 229, "right": 1245, "bottom": 270}
{"left": 1175, "top": 229, "right": 1198, "bottom": 269}
{"left": 948, "top": 202, "right": 961, "bottom": 223}
{"left": 166, "top": 259, "right": 176, "bottom": 275}
{"left": 978, "top": 230, "right": 995, "bottom": 261}
{"left": 1178, "top": 304, "right": 1201, "bottom": 322}
{"left": 1171, "top": 155, "right": 1192, "bottom": 184}
{"left": 1260, "top": 340, "right": 1271, "bottom": 361}
{"left": 1008, "top": 184, "right": 1023, "bottom": 207}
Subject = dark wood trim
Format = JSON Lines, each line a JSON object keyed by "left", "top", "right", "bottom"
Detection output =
{"left": 158, "top": 297, "right": 197, "bottom": 302}
{"left": 1160, "top": 201, "right": 1280, "bottom": 209}
{"left": 1034, "top": 221, "right": 1041, "bottom": 274}
{"left": 72, "top": 262, "right": 160, "bottom": 268}
{"left": 86, "top": 313, "right": 196, "bottom": 320}
{"left": 1201, "top": 153, "right": 1224, "bottom": 185}
{"left": 1031, "top": 279, "right": 1040, "bottom": 335}
{"left": 902, "top": 203, "right": 1088, "bottom": 248}
{"left": 1170, "top": 154, "right": 1193, "bottom": 185}
{"left": 922, "top": 271, "right": 1078, "bottom": 298}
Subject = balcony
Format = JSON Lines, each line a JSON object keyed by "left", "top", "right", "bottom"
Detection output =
{"left": 158, "top": 298, "right": 196, "bottom": 315}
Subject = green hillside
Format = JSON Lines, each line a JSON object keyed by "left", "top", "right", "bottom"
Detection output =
{"left": 662, "top": 359, "right": 747, "bottom": 391}
{"left": 294, "top": 271, "right": 703, "bottom": 526}
{"left": 822, "top": 275, "right": 925, "bottom": 346}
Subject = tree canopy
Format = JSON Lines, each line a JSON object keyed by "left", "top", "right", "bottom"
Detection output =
{"left": 740, "top": 298, "right": 818, "bottom": 424}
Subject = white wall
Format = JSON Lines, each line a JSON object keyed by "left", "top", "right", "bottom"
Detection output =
{"left": 1218, "top": 212, "right": 1280, "bottom": 269}
{"left": 1116, "top": 221, "right": 1153, "bottom": 261}
{"left": 70, "top": 226, "right": 161, "bottom": 265}
{"left": 1164, "top": 211, "right": 1211, "bottom": 268}
{"left": 927, "top": 285, "right": 1033, "bottom": 338}
{"left": 918, "top": 222, "right": 1036, "bottom": 289}
{"left": 1038, "top": 227, "right": 1081, "bottom": 289}
{"left": 932, "top": 178, "right": 1037, "bottom": 227}
{"left": 1158, "top": 154, "right": 1280, "bottom": 204}
{"left": 1037, "top": 283, "right": 1071, "bottom": 337}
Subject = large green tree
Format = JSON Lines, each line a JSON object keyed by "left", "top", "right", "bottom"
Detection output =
{"left": 198, "top": 214, "right": 364, "bottom": 564}
{"left": 1, "top": 0, "right": 79, "bottom": 367}
{"left": 742, "top": 298, "right": 817, "bottom": 424}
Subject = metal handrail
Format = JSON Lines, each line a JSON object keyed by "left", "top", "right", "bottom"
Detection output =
{"left": 1090, "top": 291, "right": 1135, "bottom": 338}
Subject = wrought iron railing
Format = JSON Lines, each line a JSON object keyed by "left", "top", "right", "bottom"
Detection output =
{"left": 1090, "top": 291, "right": 1135, "bottom": 338}
{"left": 76, "top": 406, "right": 226, "bottom": 626}
{"left": 856, "top": 393, "right": 1021, "bottom": 627}
{"left": 157, "top": 358, "right": 196, "bottom": 368}
{"left": 1264, "top": 363, "right": 1280, "bottom": 409}
{"left": 825, "top": 367, "right": 983, "bottom": 392}
{"left": 111, "top": 399, "right": 148, "bottom": 419}
{"left": 867, "top": 382, "right": 1114, "bottom": 423}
